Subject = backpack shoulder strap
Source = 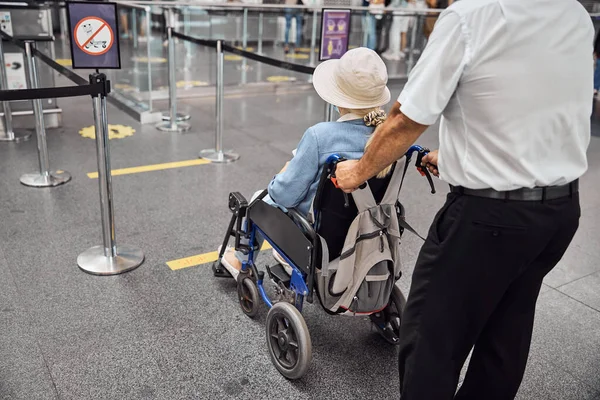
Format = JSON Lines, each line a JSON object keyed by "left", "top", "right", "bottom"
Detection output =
{"left": 381, "top": 157, "right": 409, "bottom": 205}
{"left": 350, "top": 183, "right": 378, "bottom": 213}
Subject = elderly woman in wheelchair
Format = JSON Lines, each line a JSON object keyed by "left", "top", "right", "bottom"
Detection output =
{"left": 213, "top": 48, "right": 435, "bottom": 379}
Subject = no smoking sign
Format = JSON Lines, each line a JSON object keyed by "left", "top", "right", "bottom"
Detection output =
{"left": 74, "top": 17, "right": 114, "bottom": 56}
{"left": 67, "top": 1, "right": 121, "bottom": 69}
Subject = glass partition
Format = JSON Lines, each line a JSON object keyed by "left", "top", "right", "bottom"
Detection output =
{"left": 110, "top": 2, "right": 437, "bottom": 120}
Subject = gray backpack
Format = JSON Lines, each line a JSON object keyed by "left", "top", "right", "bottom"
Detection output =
{"left": 316, "top": 158, "right": 406, "bottom": 314}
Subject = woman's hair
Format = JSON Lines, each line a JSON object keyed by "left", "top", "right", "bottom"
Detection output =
{"left": 355, "top": 108, "right": 393, "bottom": 179}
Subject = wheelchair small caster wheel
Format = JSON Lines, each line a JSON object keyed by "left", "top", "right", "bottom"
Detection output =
{"left": 266, "top": 302, "right": 312, "bottom": 380}
{"left": 237, "top": 277, "right": 259, "bottom": 318}
{"left": 371, "top": 285, "right": 406, "bottom": 345}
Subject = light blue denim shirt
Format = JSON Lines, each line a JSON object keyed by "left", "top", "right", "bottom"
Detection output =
{"left": 268, "top": 117, "right": 374, "bottom": 215}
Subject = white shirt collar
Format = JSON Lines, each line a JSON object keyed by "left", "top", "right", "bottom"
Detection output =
{"left": 337, "top": 113, "right": 363, "bottom": 122}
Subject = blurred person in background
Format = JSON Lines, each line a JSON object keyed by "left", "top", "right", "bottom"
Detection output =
{"left": 284, "top": 0, "right": 304, "bottom": 53}
{"left": 375, "top": 0, "right": 393, "bottom": 54}
{"left": 382, "top": 0, "right": 416, "bottom": 61}
{"left": 424, "top": 0, "right": 452, "bottom": 39}
{"left": 120, "top": 8, "right": 129, "bottom": 39}
{"left": 363, "top": 0, "right": 383, "bottom": 50}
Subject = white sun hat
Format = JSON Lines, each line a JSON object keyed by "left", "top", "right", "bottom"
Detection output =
{"left": 312, "top": 47, "right": 391, "bottom": 110}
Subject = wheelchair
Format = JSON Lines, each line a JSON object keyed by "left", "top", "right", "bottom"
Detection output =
{"left": 213, "top": 145, "right": 435, "bottom": 380}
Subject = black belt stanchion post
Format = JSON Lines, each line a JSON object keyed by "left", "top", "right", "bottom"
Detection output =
{"left": 157, "top": 7, "right": 191, "bottom": 129}
{"left": 20, "top": 40, "right": 71, "bottom": 187}
{"left": 0, "top": 38, "right": 31, "bottom": 143}
{"left": 78, "top": 73, "right": 144, "bottom": 275}
{"left": 199, "top": 40, "right": 239, "bottom": 163}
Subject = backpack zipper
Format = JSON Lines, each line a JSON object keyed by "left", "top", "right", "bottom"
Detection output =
{"left": 340, "top": 229, "right": 384, "bottom": 260}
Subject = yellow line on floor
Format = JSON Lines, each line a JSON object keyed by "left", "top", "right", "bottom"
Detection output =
{"left": 87, "top": 159, "right": 211, "bottom": 179}
{"left": 167, "top": 242, "right": 273, "bottom": 271}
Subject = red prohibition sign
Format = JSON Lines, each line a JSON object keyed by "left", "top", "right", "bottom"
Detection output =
{"left": 74, "top": 17, "right": 114, "bottom": 56}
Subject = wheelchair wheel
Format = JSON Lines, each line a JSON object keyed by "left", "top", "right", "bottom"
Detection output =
{"left": 373, "top": 285, "right": 406, "bottom": 345}
{"left": 237, "top": 277, "right": 260, "bottom": 318}
{"left": 266, "top": 302, "right": 312, "bottom": 380}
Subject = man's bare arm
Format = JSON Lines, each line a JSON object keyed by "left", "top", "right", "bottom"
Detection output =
{"left": 355, "top": 102, "right": 428, "bottom": 183}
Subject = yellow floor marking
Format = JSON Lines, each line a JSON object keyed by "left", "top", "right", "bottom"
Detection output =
{"left": 167, "top": 242, "right": 273, "bottom": 271}
{"left": 87, "top": 159, "right": 210, "bottom": 179}
{"left": 267, "top": 75, "right": 296, "bottom": 83}
{"left": 285, "top": 53, "right": 309, "bottom": 60}
{"left": 132, "top": 56, "right": 167, "bottom": 63}
{"left": 176, "top": 80, "right": 208, "bottom": 88}
{"left": 294, "top": 47, "right": 320, "bottom": 53}
{"left": 235, "top": 46, "right": 255, "bottom": 52}
{"left": 224, "top": 54, "right": 243, "bottom": 61}
{"left": 80, "top": 124, "right": 135, "bottom": 140}
{"left": 55, "top": 58, "right": 72, "bottom": 66}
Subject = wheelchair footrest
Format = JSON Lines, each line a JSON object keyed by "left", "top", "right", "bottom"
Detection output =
{"left": 266, "top": 263, "right": 290, "bottom": 286}
{"left": 212, "top": 260, "right": 233, "bottom": 278}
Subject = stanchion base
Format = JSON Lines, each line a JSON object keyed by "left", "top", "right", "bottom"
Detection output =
{"left": 20, "top": 171, "right": 71, "bottom": 187}
{"left": 161, "top": 112, "right": 191, "bottom": 122}
{"left": 199, "top": 149, "right": 240, "bottom": 163}
{"left": 77, "top": 244, "right": 144, "bottom": 276}
{"left": 0, "top": 131, "right": 32, "bottom": 143}
{"left": 156, "top": 121, "right": 192, "bottom": 133}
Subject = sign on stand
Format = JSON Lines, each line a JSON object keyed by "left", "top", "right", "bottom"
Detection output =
{"left": 4, "top": 53, "right": 27, "bottom": 89}
{"left": 66, "top": 1, "right": 121, "bottom": 69}
{"left": 319, "top": 9, "right": 351, "bottom": 61}
{"left": 0, "top": 12, "right": 13, "bottom": 36}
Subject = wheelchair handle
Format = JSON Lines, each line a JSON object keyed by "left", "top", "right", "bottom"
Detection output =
{"left": 326, "top": 155, "right": 366, "bottom": 208}
{"left": 405, "top": 145, "right": 436, "bottom": 194}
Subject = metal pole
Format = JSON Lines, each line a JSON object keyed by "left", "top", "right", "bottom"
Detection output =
{"left": 309, "top": 8, "right": 318, "bottom": 67}
{"left": 216, "top": 40, "right": 223, "bottom": 154}
{"left": 145, "top": 7, "right": 153, "bottom": 112}
{"left": 184, "top": 7, "right": 192, "bottom": 58}
{"left": 324, "top": 102, "right": 335, "bottom": 122}
{"left": 258, "top": 12, "right": 264, "bottom": 55}
{"left": 199, "top": 40, "right": 239, "bottom": 163}
{"left": 19, "top": 41, "right": 70, "bottom": 188}
{"left": 95, "top": 95, "right": 116, "bottom": 258}
{"left": 241, "top": 8, "right": 248, "bottom": 85}
{"left": 77, "top": 74, "right": 144, "bottom": 276}
{"left": 132, "top": 9, "right": 138, "bottom": 49}
{"left": 0, "top": 38, "right": 31, "bottom": 142}
{"left": 60, "top": 6, "right": 69, "bottom": 39}
{"left": 157, "top": 8, "right": 191, "bottom": 130}
{"left": 407, "top": 14, "right": 420, "bottom": 73}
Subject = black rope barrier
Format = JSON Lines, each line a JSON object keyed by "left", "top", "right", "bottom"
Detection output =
{"left": 0, "top": 30, "right": 88, "bottom": 86}
{"left": 173, "top": 31, "right": 316, "bottom": 75}
{"left": 0, "top": 82, "right": 107, "bottom": 102}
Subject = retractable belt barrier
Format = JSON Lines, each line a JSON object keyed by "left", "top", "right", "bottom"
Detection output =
{"left": 0, "top": 29, "right": 144, "bottom": 276}
{"left": 172, "top": 31, "right": 317, "bottom": 75}
{"left": 170, "top": 31, "right": 316, "bottom": 163}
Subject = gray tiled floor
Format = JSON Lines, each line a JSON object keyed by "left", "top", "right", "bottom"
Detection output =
{"left": 1, "top": 75, "right": 600, "bottom": 400}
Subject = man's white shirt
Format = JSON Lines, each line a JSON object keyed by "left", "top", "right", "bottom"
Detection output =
{"left": 399, "top": 0, "right": 594, "bottom": 190}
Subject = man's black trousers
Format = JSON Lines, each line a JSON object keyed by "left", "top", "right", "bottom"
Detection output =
{"left": 398, "top": 191, "right": 581, "bottom": 399}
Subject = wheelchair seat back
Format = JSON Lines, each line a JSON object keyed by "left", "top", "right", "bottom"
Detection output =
{"left": 247, "top": 199, "right": 313, "bottom": 275}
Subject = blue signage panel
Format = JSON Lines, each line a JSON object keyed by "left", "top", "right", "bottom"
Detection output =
{"left": 66, "top": 1, "right": 121, "bottom": 69}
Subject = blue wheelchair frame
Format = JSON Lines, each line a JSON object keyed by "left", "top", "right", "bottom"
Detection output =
{"left": 235, "top": 144, "right": 432, "bottom": 313}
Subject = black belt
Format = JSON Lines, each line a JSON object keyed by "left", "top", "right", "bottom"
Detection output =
{"left": 450, "top": 180, "right": 578, "bottom": 201}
